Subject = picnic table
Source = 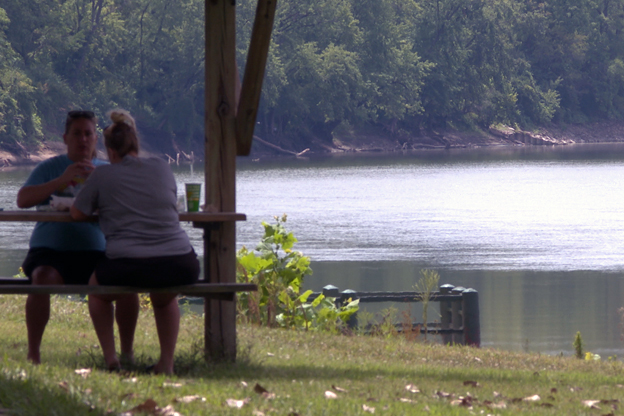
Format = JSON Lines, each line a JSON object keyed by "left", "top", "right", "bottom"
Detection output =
{"left": 0, "top": 210, "right": 256, "bottom": 361}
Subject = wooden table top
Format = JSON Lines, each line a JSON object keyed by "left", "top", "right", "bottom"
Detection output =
{"left": 0, "top": 210, "right": 246, "bottom": 223}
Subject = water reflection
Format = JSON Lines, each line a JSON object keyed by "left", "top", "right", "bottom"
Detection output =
{"left": 309, "top": 262, "right": 624, "bottom": 356}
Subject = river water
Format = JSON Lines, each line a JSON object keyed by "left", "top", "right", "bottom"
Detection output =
{"left": 1, "top": 144, "right": 624, "bottom": 356}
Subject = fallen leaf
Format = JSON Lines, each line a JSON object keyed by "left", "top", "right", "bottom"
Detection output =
{"left": 474, "top": 357, "right": 482, "bottom": 362}
{"left": 241, "top": 381, "right": 248, "bottom": 388}
{"left": 463, "top": 380, "right": 480, "bottom": 387}
{"left": 252, "top": 411, "right": 265, "bottom": 416}
{"left": 325, "top": 391, "right": 338, "bottom": 399}
{"left": 267, "top": 352, "right": 275, "bottom": 357}
{"left": 123, "top": 377, "right": 138, "bottom": 383}
{"left": 600, "top": 399, "right": 620, "bottom": 404}
{"left": 162, "top": 382, "right": 183, "bottom": 388}
{"left": 75, "top": 368, "right": 92, "bottom": 378}
{"left": 226, "top": 398, "right": 250, "bottom": 408}
{"left": 491, "top": 401, "right": 507, "bottom": 409}
{"left": 159, "top": 405, "right": 182, "bottom": 416}
{"left": 332, "top": 385, "right": 348, "bottom": 393}
{"left": 58, "top": 381, "right": 69, "bottom": 391}
{"left": 523, "top": 395, "right": 541, "bottom": 402}
{"left": 436, "top": 391, "right": 452, "bottom": 398}
{"left": 550, "top": 388, "right": 558, "bottom": 394}
{"left": 125, "top": 399, "right": 158, "bottom": 415}
{"left": 254, "top": 383, "right": 268, "bottom": 394}
{"left": 493, "top": 391, "right": 503, "bottom": 398}
{"left": 254, "top": 383, "right": 276, "bottom": 399}
{"left": 362, "top": 404, "right": 375, "bottom": 413}
{"left": 540, "top": 403, "right": 554, "bottom": 408}
{"left": 174, "top": 395, "right": 203, "bottom": 403}
{"left": 451, "top": 396, "right": 474, "bottom": 407}
{"left": 398, "top": 398, "right": 416, "bottom": 403}
{"left": 405, "top": 384, "right": 420, "bottom": 393}
{"left": 570, "top": 386, "right": 583, "bottom": 392}
{"left": 583, "top": 400, "right": 601, "bottom": 409}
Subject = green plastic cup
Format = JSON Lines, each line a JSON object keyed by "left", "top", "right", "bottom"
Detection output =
{"left": 185, "top": 183, "right": 202, "bottom": 212}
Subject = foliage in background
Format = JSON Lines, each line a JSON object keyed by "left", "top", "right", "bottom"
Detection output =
{"left": 3, "top": 0, "right": 624, "bottom": 151}
{"left": 236, "top": 215, "right": 358, "bottom": 332}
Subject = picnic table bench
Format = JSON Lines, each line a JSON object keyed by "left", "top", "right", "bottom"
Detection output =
{"left": 0, "top": 210, "right": 256, "bottom": 361}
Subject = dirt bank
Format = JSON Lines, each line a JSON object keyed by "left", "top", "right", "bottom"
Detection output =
{"left": 7, "top": 121, "right": 624, "bottom": 165}
{"left": 248, "top": 121, "right": 624, "bottom": 159}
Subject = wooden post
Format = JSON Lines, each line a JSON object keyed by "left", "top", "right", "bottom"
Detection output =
{"left": 451, "top": 286, "right": 465, "bottom": 345}
{"left": 236, "top": 0, "right": 278, "bottom": 156}
{"left": 462, "top": 288, "right": 481, "bottom": 347}
{"left": 205, "top": 0, "right": 238, "bottom": 361}
{"left": 340, "top": 289, "right": 359, "bottom": 329}
{"left": 322, "top": 285, "right": 340, "bottom": 298}
{"left": 439, "top": 284, "right": 454, "bottom": 345}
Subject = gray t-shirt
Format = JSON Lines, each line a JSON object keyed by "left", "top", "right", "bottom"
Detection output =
{"left": 74, "top": 155, "right": 192, "bottom": 259}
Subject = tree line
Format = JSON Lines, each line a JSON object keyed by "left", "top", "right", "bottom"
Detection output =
{"left": 1, "top": 0, "right": 624, "bottom": 152}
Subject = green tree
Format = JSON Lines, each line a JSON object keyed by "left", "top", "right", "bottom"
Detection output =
{"left": 0, "top": 6, "right": 41, "bottom": 145}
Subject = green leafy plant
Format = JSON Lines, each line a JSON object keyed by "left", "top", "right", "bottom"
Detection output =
{"left": 276, "top": 290, "right": 359, "bottom": 333}
{"left": 237, "top": 214, "right": 358, "bottom": 332}
{"left": 13, "top": 267, "right": 26, "bottom": 278}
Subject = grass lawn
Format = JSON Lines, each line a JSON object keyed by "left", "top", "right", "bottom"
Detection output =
{"left": 1, "top": 294, "right": 623, "bottom": 415}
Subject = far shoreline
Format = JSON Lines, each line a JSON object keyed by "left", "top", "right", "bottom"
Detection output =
{"left": 5, "top": 120, "right": 624, "bottom": 167}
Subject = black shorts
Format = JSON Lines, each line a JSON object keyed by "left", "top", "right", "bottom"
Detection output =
{"left": 22, "top": 247, "right": 105, "bottom": 285}
{"left": 95, "top": 250, "right": 200, "bottom": 288}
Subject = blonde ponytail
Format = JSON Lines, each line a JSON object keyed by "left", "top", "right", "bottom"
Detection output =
{"left": 104, "top": 108, "right": 140, "bottom": 158}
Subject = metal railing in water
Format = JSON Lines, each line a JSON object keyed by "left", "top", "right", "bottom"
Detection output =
{"left": 307, "top": 284, "right": 480, "bottom": 347}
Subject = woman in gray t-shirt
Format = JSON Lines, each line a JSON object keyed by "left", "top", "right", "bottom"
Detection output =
{"left": 72, "top": 109, "right": 199, "bottom": 375}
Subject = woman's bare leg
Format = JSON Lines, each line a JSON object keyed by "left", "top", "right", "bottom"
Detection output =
{"left": 88, "top": 274, "right": 120, "bottom": 370}
{"left": 115, "top": 294, "right": 139, "bottom": 364}
{"left": 150, "top": 293, "right": 179, "bottom": 375}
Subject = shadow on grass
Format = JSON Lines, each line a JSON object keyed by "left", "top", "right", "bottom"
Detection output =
{"left": 0, "top": 372, "right": 107, "bottom": 416}
{"left": 180, "top": 359, "right": 541, "bottom": 385}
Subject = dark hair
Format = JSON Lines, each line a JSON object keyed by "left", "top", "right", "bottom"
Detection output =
{"left": 103, "top": 109, "right": 139, "bottom": 158}
{"left": 64, "top": 110, "right": 96, "bottom": 134}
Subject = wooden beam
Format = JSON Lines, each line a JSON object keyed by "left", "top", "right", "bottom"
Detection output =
{"left": 236, "top": 0, "right": 278, "bottom": 156}
{"left": 0, "top": 211, "right": 246, "bottom": 223}
{"left": 205, "top": 0, "right": 238, "bottom": 361}
{"left": 0, "top": 282, "right": 257, "bottom": 296}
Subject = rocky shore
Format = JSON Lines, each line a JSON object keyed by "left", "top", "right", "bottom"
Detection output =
{"left": 5, "top": 121, "right": 624, "bottom": 166}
